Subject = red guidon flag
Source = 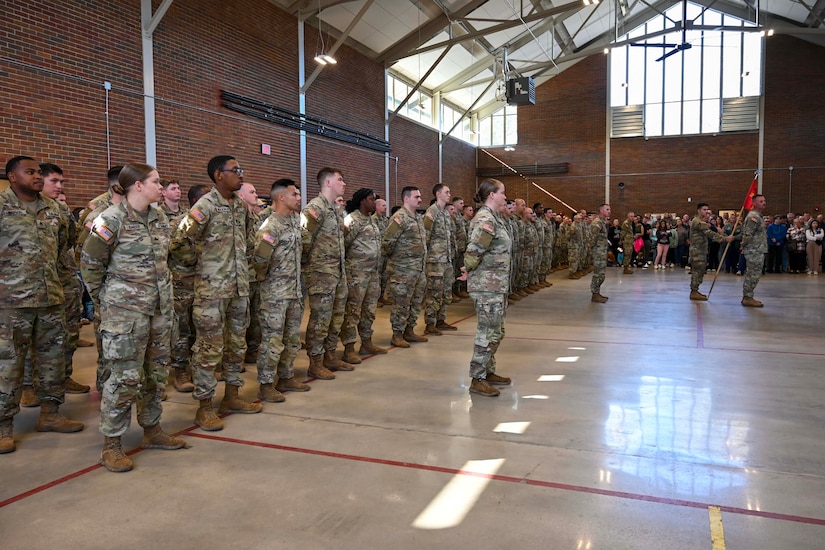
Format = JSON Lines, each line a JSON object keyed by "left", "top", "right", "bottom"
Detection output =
{"left": 742, "top": 175, "right": 759, "bottom": 210}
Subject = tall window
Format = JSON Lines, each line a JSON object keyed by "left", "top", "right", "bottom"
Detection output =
{"left": 611, "top": 2, "right": 762, "bottom": 137}
{"left": 477, "top": 105, "right": 518, "bottom": 147}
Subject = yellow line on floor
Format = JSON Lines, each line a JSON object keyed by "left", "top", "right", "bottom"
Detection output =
{"left": 709, "top": 506, "right": 726, "bottom": 550}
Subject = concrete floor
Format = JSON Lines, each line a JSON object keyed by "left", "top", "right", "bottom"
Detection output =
{"left": 2, "top": 266, "right": 824, "bottom": 549}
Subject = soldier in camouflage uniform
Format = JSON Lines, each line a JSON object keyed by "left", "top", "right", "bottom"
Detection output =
{"left": 518, "top": 208, "right": 538, "bottom": 292}
{"left": 530, "top": 204, "right": 545, "bottom": 289}
{"left": 451, "top": 196, "right": 469, "bottom": 299}
{"left": 463, "top": 179, "right": 512, "bottom": 397}
{"left": 251, "top": 180, "right": 311, "bottom": 402}
{"left": 688, "top": 203, "right": 733, "bottom": 301}
{"left": 171, "top": 155, "right": 263, "bottom": 432}
{"left": 539, "top": 208, "right": 555, "bottom": 284}
{"left": 590, "top": 204, "right": 611, "bottom": 303}
{"left": 1, "top": 156, "right": 84, "bottom": 454}
{"left": 340, "top": 188, "right": 388, "bottom": 364}
{"left": 373, "top": 198, "right": 390, "bottom": 305}
{"left": 504, "top": 201, "right": 522, "bottom": 301}
{"left": 82, "top": 163, "right": 187, "bottom": 472}
{"left": 237, "top": 182, "right": 263, "bottom": 365}
{"left": 568, "top": 213, "right": 585, "bottom": 279}
{"left": 424, "top": 184, "right": 458, "bottom": 335}
{"left": 300, "top": 168, "right": 350, "bottom": 379}
{"left": 382, "top": 186, "right": 428, "bottom": 348}
{"left": 741, "top": 194, "right": 768, "bottom": 307}
{"left": 620, "top": 211, "right": 638, "bottom": 274}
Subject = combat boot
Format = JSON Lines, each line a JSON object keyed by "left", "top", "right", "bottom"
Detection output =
{"left": 275, "top": 377, "right": 311, "bottom": 392}
{"left": 20, "top": 385, "right": 37, "bottom": 408}
{"left": 342, "top": 343, "right": 362, "bottom": 365}
{"left": 507, "top": 293, "right": 521, "bottom": 302}
{"left": 436, "top": 320, "right": 458, "bottom": 331}
{"left": 142, "top": 424, "right": 187, "bottom": 450}
{"left": 623, "top": 267, "right": 634, "bottom": 274}
{"left": 0, "top": 419, "right": 14, "bottom": 454}
{"left": 424, "top": 324, "right": 443, "bottom": 336}
{"left": 591, "top": 293, "right": 608, "bottom": 303}
{"left": 391, "top": 331, "right": 410, "bottom": 348}
{"left": 307, "top": 354, "right": 336, "bottom": 380}
{"left": 194, "top": 399, "right": 223, "bottom": 431}
{"left": 516, "top": 289, "right": 529, "bottom": 298}
{"left": 403, "top": 326, "right": 428, "bottom": 343}
{"left": 219, "top": 385, "right": 263, "bottom": 414}
{"left": 458, "top": 290, "right": 470, "bottom": 299}
{"left": 64, "top": 377, "right": 91, "bottom": 393}
{"left": 689, "top": 290, "right": 708, "bottom": 301}
{"left": 486, "top": 373, "right": 512, "bottom": 386}
{"left": 359, "top": 338, "right": 388, "bottom": 355}
{"left": 451, "top": 293, "right": 462, "bottom": 303}
{"left": 469, "top": 378, "right": 500, "bottom": 396}
{"left": 325, "top": 349, "right": 353, "bottom": 371}
{"left": 173, "top": 368, "right": 194, "bottom": 392}
{"left": 243, "top": 351, "right": 258, "bottom": 364}
{"left": 257, "top": 383, "right": 285, "bottom": 403}
{"left": 35, "top": 401, "right": 84, "bottom": 433}
{"left": 741, "top": 296, "right": 764, "bottom": 307}
{"left": 100, "top": 436, "right": 133, "bottom": 472}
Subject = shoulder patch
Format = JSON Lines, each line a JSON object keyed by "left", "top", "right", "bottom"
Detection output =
{"left": 426, "top": 211, "right": 434, "bottom": 220}
{"left": 481, "top": 222, "right": 495, "bottom": 235}
{"left": 95, "top": 224, "right": 114, "bottom": 243}
{"left": 306, "top": 207, "right": 320, "bottom": 220}
{"left": 190, "top": 209, "right": 205, "bottom": 223}
{"left": 392, "top": 216, "right": 402, "bottom": 225}
{"left": 85, "top": 220, "right": 94, "bottom": 230}
{"left": 262, "top": 233, "right": 276, "bottom": 245}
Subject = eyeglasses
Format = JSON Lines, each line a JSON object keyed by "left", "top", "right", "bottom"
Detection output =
{"left": 220, "top": 167, "right": 244, "bottom": 176}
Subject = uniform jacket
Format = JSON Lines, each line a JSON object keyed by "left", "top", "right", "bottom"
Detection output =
{"left": 465, "top": 205, "right": 512, "bottom": 294}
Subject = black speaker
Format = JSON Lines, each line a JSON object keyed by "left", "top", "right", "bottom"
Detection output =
{"left": 618, "top": 182, "right": 626, "bottom": 189}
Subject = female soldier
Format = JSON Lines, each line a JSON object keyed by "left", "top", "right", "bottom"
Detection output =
{"left": 81, "top": 163, "right": 186, "bottom": 472}
{"left": 461, "top": 179, "right": 512, "bottom": 397}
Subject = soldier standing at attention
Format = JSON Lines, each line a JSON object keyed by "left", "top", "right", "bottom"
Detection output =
{"left": 741, "top": 194, "right": 768, "bottom": 307}
{"left": 171, "top": 155, "right": 262, "bottom": 432}
{"left": 373, "top": 197, "right": 391, "bottom": 306}
{"left": 382, "top": 186, "right": 428, "bottom": 348}
{"left": 159, "top": 178, "right": 182, "bottom": 217}
{"left": 301, "top": 168, "right": 350, "bottom": 379}
{"left": 424, "top": 183, "right": 458, "bottom": 336}
{"left": 461, "top": 179, "right": 512, "bottom": 397}
{"left": 237, "top": 182, "right": 263, "bottom": 366}
{"left": 620, "top": 211, "right": 637, "bottom": 274}
{"left": 340, "top": 188, "right": 388, "bottom": 364}
{"left": 688, "top": 203, "right": 733, "bottom": 301}
{"left": 0, "top": 156, "right": 85, "bottom": 454}
{"left": 82, "top": 163, "right": 187, "bottom": 472}
{"left": 252, "top": 179, "right": 311, "bottom": 402}
{"left": 451, "top": 196, "right": 469, "bottom": 300}
{"left": 590, "top": 203, "right": 611, "bottom": 303}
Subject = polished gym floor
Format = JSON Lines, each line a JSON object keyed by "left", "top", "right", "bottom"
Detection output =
{"left": 1, "top": 265, "right": 823, "bottom": 549}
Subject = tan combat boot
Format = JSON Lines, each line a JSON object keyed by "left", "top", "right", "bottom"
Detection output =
{"left": 0, "top": 419, "right": 15, "bottom": 454}
{"left": 436, "top": 320, "right": 458, "bottom": 332}
{"left": 325, "top": 349, "right": 354, "bottom": 371}
{"left": 741, "top": 296, "right": 764, "bottom": 307}
{"left": 173, "top": 368, "right": 194, "bottom": 392}
{"left": 64, "top": 377, "right": 91, "bottom": 393}
{"left": 100, "top": 436, "right": 133, "bottom": 472}
{"left": 458, "top": 290, "right": 470, "bottom": 299}
{"left": 486, "top": 373, "right": 512, "bottom": 386}
{"left": 507, "top": 293, "right": 521, "bottom": 302}
{"left": 689, "top": 290, "right": 708, "bottom": 301}
{"left": 623, "top": 267, "right": 634, "bottom": 274}
{"left": 275, "top": 377, "right": 311, "bottom": 392}
{"left": 307, "top": 354, "right": 336, "bottom": 380}
{"left": 142, "top": 424, "right": 187, "bottom": 450}
{"left": 403, "top": 326, "right": 428, "bottom": 343}
{"left": 424, "top": 324, "right": 443, "bottom": 336}
{"left": 257, "top": 383, "right": 286, "bottom": 403}
{"left": 220, "top": 385, "right": 263, "bottom": 414}
{"left": 194, "top": 399, "right": 223, "bottom": 431}
{"left": 342, "top": 343, "right": 362, "bottom": 365}
{"left": 390, "top": 331, "right": 410, "bottom": 348}
{"left": 20, "top": 385, "right": 37, "bottom": 408}
{"left": 469, "top": 378, "right": 500, "bottom": 396}
{"left": 35, "top": 401, "right": 84, "bottom": 433}
{"left": 591, "top": 293, "right": 608, "bottom": 303}
{"left": 359, "top": 338, "right": 388, "bottom": 355}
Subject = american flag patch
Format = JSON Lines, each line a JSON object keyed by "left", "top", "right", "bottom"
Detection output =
{"left": 306, "top": 207, "right": 320, "bottom": 220}
{"left": 85, "top": 220, "right": 94, "bottom": 230}
{"left": 262, "top": 233, "right": 276, "bottom": 245}
{"left": 393, "top": 217, "right": 401, "bottom": 225}
{"left": 190, "top": 209, "right": 205, "bottom": 222}
{"left": 481, "top": 222, "right": 495, "bottom": 234}
{"left": 95, "top": 224, "right": 114, "bottom": 242}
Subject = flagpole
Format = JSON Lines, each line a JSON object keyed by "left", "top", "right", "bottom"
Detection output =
{"left": 708, "top": 210, "right": 744, "bottom": 297}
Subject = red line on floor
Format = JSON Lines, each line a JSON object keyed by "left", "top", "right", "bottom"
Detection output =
{"left": 695, "top": 304, "right": 705, "bottom": 348}
{"left": 186, "top": 432, "right": 825, "bottom": 527}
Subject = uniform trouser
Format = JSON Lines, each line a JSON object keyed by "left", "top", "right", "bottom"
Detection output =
{"left": 590, "top": 247, "right": 608, "bottom": 293}
{"left": 98, "top": 303, "right": 172, "bottom": 437}
{"left": 245, "top": 281, "right": 262, "bottom": 357}
{"left": 379, "top": 256, "right": 388, "bottom": 299}
{"left": 540, "top": 248, "right": 553, "bottom": 277}
{"left": 191, "top": 297, "right": 250, "bottom": 401}
{"left": 622, "top": 241, "right": 634, "bottom": 268}
{"left": 340, "top": 266, "right": 380, "bottom": 345}
{"left": 517, "top": 256, "right": 533, "bottom": 288}
{"left": 306, "top": 272, "right": 347, "bottom": 357}
{"left": 23, "top": 278, "right": 81, "bottom": 386}
{"left": 170, "top": 288, "right": 194, "bottom": 371}
{"left": 0, "top": 305, "right": 67, "bottom": 421}
{"left": 388, "top": 270, "right": 426, "bottom": 332}
{"left": 424, "top": 262, "right": 453, "bottom": 326}
{"left": 568, "top": 245, "right": 580, "bottom": 272}
{"left": 743, "top": 251, "right": 765, "bottom": 298}
{"left": 257, "top": 298, "right": 303, "bottom": 384}
{"left": 690, "top": 259, "right": 707, "bottom": 291}
{"left": 469, "top": 293, "right": 506, "bottom": 380}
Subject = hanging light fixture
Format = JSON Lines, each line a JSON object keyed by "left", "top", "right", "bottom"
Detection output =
{"left": 314, "top": 0, "right": 336, "bottom": 65}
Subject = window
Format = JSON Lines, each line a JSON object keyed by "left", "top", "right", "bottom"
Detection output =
{"left": 478, "top": 105, "right": 518, "bottom": 147}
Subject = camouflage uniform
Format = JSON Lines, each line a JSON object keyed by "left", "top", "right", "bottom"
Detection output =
{"left": 423, "top": 203, "right": 455, "bottom": 326}
{"left": 382, "top": 207, "right": 427, "bottom": 332}
{"left": 166, "top": 206, "right": 195, "bottom": 378}
{"left": 513, "top": 216, "right": 526, "bottom": 290}
{"left": 507, "top": 215, "right": 520, "bottom": 291}
{"left": 517, "top": 220, "right": 538, "bottom": 289}
{"left": 553, "top": 222, "right": 566, "bottom": 270}
{"left": 531, "top": 219, "right": 545, "bottom": 286}
{"left": 170, "top": 188, "right": 256, "bottom": 401}
{"left": 341, "top": 210, "right": 382, "bottom": 344}
{"left": 741, "top": 209, "right": 768, "bottom": 298}
{"left": 464, "top": 206, "right": 511, "bottom": 380}
{"left": 245, "top": 209, "right": 263, "bottom": 361}
{"left": 372, "top": 212, "right": 390, "bottom": 300}
{"left": 81, "top": 201, "right": 173, "bottom": 436}
{"left": 568, "top": 219, "right": 583, "bottom": 273}
{"left": 590, "top": 216, "right": 609, "bottom": 294}
{"left": 301, "top": 194, "right": 347, "bottom": 357}
{"left": 0, "top": 188, "right": 67, "bottom": 420}
{"left": 452, "top": 212, "right": 468, "bottom": 294}
{"left": 540, "top": 217, "right": 555, "bottom": 277}
{"left": 620, "top": 219, "right": 635, "bottom": 269}
{"left": 689, "top": 215, "right": 727, "bottom": 292}
{"left": 252, "top": 212, "right": 303, "bottom": 382}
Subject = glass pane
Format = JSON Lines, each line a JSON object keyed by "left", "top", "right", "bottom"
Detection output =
{"left": 645, "top": 103, "right": 663, "bottom": 137}
{"left": 663, "top": 100, "right": 681, "bottom": 135}
{"left": 702, "top": 39, "right": 721, "bottom": 100}
{"left": 627, "top": 45, "right": 646, "bottom": 104}
{"left": 492, "top": 114, "right": 504, "bottom": 145}
{"left": 505, "top": 114, "right": 518, "bottom": 144}
{"left": 662, "top": 50, "right": 682, "bottom": 103}
{"left": 479, "top": 116, "right": 492, "bottom": 146}
{"left": 741, "top": 33, "right": 762, "bottom": 96}
{"left": 610, "top": 49, "right": 628, "bottom": 106}
{"left": 646, "top": 48, "right": 663, "bottom": 103}
{"left": 722, "top": 28, "right": 743, "bottom": 97}
{"left": 683, "top": 99, "right": 700, "bottom": 134}
{"left": 701, "top": 98, "right": 720, "bottom": 133}
{"left": 682, "top": 34, "right": 702, "bottom": 101}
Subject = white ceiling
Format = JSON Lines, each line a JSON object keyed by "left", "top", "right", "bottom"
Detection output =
{"left": 273, "top": 0, "right": 825, "bottom": 118}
